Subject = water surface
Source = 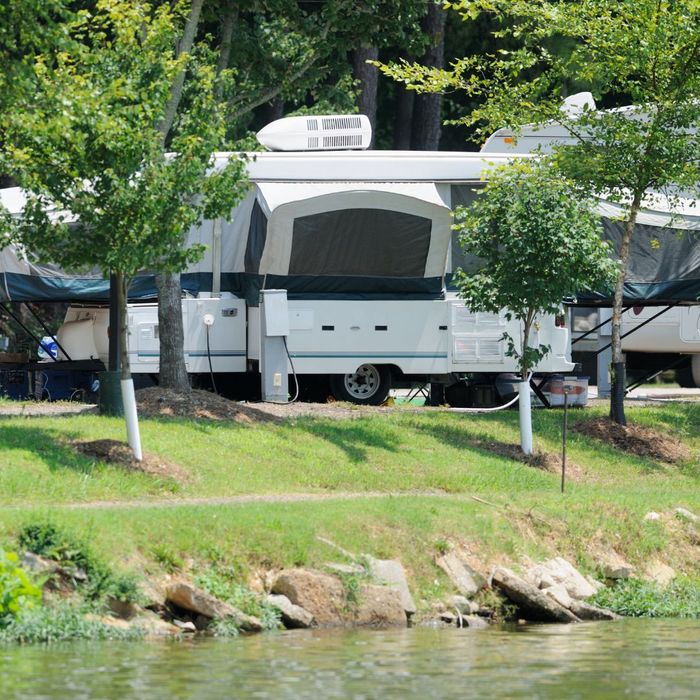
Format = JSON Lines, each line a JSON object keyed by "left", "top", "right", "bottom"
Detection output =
{"left": 1, "top": 619, "right": 698, "bottom": 699}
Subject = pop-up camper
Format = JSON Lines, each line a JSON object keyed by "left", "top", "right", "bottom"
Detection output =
{"left": 1, "top": 117, "right": 575, "bottom": 404}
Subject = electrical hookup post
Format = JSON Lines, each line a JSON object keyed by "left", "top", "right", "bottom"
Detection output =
{"left": 260, "top": 289, "right": 290, "bottom": 403}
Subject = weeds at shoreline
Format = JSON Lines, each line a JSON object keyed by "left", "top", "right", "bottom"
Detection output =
{"left": 591, "top": 577, "right": 700, "bottom": 618}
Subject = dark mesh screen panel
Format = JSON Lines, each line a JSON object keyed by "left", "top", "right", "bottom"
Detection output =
{"left": 289, "top": 208, "right": 431, "bottom": 277}
{"left": 450, "top": 184, "right": 485, "bottom": 274}
{"left": 244, "top": 200, "right": 268, "bottom": 273}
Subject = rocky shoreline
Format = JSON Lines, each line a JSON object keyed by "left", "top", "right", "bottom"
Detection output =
{"left": 11, "top": 505, "right": 698, "bottom": 641}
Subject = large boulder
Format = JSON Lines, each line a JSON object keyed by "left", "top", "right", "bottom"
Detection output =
{"left": 525, "top": 557, "right": 599, "bottom": 600}
{"left": 568, "top": 600, "right": 621, "bottom": 621}
{"left": 436, "top": 553, "right": 486, "bottom": 597}
{"left": 350, "top": 584, "right": 407, "bottom": 628}
{"left": 272, "top": 569, "right": 346, "bottom": 626}
{"left": 365, "top": 557, "right": 416, "bottom": 615}
{"left": 266, "top": 594, "right": 314, "bottom": 629}
{"left": 165, "top": 581, "right": 262, "bottom": 632}
{"left": 491, "top": 567, "right": 579, "bottom": 623}
{"left": 272, "top": 568, "right": 407, "bottom": 627}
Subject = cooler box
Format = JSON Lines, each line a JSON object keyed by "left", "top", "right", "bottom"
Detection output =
{"left": 547, "top": 376, "right": 589, "bottom": 407}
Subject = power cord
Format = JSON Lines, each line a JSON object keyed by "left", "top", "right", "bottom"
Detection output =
{"left": 205, "top": 323, "right": 218, "bottom": 395}
{"left": 281, "top": 336, "right": 300, "bottom": 404}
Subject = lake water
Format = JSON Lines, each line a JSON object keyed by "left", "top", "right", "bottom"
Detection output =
{"left": 1, "top": 619, "right": 698, "bottom": 699}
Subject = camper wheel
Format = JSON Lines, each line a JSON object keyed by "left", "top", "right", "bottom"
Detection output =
{"left": 330, "top": 364, "right": 391, "bottom": 405}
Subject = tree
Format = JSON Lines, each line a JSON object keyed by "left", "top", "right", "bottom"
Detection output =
{"left": 454, "top": 159, "right": 617, "bottom": 454}
{"left": 5, "top": 0, "right": 247, "bottom": 458}
{"left": 377, "top": 0, "right": 700, "bottom": 424}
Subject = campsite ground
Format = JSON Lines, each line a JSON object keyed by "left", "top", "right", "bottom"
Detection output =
{"left": 0, "top": 396, "right": 698, "bottom": 605}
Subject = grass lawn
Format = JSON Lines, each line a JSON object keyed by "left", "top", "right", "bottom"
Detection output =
{"left": 0, "top": 402, "right": 698, "bottom": 600}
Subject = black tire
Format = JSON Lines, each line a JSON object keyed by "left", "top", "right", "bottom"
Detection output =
{"left": 330, "top": 364, "right": 391, "bottom": 405}
{"left": 676, "top": 364, "right": 696, "bottom": 388}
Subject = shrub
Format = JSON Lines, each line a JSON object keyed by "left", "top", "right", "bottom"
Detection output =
{"left": 591, "top": 577, "right": 700, "bottom": 618}
{"left": 17, "top": 522, "right": 140, "bottom": 603}
{"left": 0, "top": 550, "right": 42, "bottom": 626}
{"left": 0, "top": 603, "right": 144, "bottom": 644}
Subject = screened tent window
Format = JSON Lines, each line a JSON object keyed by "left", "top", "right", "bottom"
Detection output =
{"left": 244, "top": 200, "right": 268, "bottom": 273}
{"left": 288, "top": 208, "right": 432, "bottom": 277}
{"left": 450, "top": 184, "right": 485, "bottom": 275}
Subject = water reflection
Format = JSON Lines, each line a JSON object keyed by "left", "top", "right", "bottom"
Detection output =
{"left": 1, "top": 619, "right": 699, "bottom": 699}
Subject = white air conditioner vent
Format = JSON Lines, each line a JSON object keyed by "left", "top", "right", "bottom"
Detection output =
{"left": 323, "top": 134, "right": 364, "bottom": 149}
{"left": 257, "top": 114, "right": 372, "bottom": 151}
{"left": 321, "top": 116, "right": 363, "bottom": 130}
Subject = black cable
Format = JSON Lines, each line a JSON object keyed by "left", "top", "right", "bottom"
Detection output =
{"left": 205, "top": 324, "right": 218, "bottom": 395}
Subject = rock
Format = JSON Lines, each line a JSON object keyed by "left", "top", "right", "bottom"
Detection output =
{"left": 585, "top": 575, "right": 605, "bottom": 593}
{"left": 351, "top": 584, "right": 407, "bottom": 628}
{"left": 165, "top": 581, "right": 262, "bottom": 632}
{"left": 139, "top": 578, "right": 168, "bottom": 611}
{"left": 448, "top": 595, "right": 479, "bottom": 615}
{"left": 525, "top": 557, "right": 598, "bottom": 600}
{"left": 644, "top": 561, "right": 676, "bottom": 587}
{"left": 172, "top": 619, "right": 197, "bottom": 633}
{"left": 464, "top": 615, "right": 490, "bottom": 629}
{"left": 568, "top": 600, "right": 621, "bottom": 621}
{"left": 193, "top": 614, "right": 212, "bottom": 631}
{"left": 675, "top": 507, "right": 699, "bottom": 524}
{"left": 440, "top": 612, "right": 456, "bottom": 625}
{"left": 595, "top": 552, "right": 635, "bottom": 580}
{"left": 436, "top": 553, "right": 485, "bottom": 597}
{"left": 644, "top": 511, "right": 661, "bottom": 521}
{"left": 21, "top": 552, "right": 60, "bottom": 575}
{"left": 491, "top": 567, "right": 579, "bottom": 623}
{"left": 107, "top": 598, "right": 140, "bottom": 620}
{"left": 85, "top": 614, "right": 132, "bottom": 631}
{"left": 365, "top": 556, "right": 416, "bottom": 615}
{"left": 137, "top": 611, "right": 181, "bottom": 637}
{"left": 542, "top": 582, "right": 573, "bottom": 609}
{"left": 266, "top": 594, "right": 314, "bottom": 629}
{"left": 324, "top": 562, "right": 366, "bottom": 576}
{"left": 272, "top": 569, "right": 347, "bottom": 626}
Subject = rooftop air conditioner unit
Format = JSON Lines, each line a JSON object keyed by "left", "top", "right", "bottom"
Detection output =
{"left": 256, "top": 114, "right": 372, "bottom": 152}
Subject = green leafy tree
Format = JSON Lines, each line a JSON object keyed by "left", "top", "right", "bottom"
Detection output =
{"left": 379, "top": 0, "right": 700, "bottom": 424}
{"left": 4, "top": 0, "right": 246, "bottom": 457}
{"left": 455, "top": 159, "right": 617, "bottom": 453}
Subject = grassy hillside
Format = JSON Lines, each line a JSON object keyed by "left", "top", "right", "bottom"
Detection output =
{"left": 0, "top": 402, "right": 697, "bottom": 603}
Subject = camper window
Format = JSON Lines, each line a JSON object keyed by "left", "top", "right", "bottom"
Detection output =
{"left": 288, "top": 208, "right": 431, "bottom": 277}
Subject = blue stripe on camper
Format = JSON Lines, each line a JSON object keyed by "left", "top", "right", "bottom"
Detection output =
{"left": 288, "top": 352, "right": 448, "bottom": 359}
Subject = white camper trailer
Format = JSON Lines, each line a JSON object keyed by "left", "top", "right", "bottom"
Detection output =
{"left": 37, "top": 118, "right": 575, "bottom": 404}
{"left": 482, "top": 95, "right": 700, "bottom": 387}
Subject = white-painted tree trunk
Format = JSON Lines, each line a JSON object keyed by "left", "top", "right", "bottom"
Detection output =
{"left": 121, "top": 378, "right": 143, "bottom": 461}
{"left": 518, "top": 380, "right": 533, "bottom": 455}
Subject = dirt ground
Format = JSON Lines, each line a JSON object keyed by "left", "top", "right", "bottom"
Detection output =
{"left": 73, "top": 439, "right": 187, "bottom": 482}
{"left": 572, "top": 417, "right": 692, "bottom": 464}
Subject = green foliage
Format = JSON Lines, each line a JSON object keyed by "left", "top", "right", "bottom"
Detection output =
{"left": 454, "top": 158, "right": 617, "bottom": 376}
{"left": 591, "top": 578, "right": 700, "bottom": 618}
{"left": 4, "top": 0, "right": 247, "bottom": 281}
{"left": 17, "top": 522, "right": 139, "bottom": 602}
{"left": 194, "top": 566, "right": 280, "bottom": 631}
{"left": 151, "top": 543, "right": 184, "bottom": 574}
{"left": 0, "top": 550, "right": 42, "bottom": 626}
{"left": 0, "top": 603, "right": 144, "bottom": 644}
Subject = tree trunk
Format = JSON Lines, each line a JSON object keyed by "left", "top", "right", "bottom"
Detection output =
{"left": 116, "top": 272, "right": 130, "bottom": 381}
{"left": 352, "top": 46, "right": 379, "bottom": 147}
{"left": 609, "top": 193, "right": 643, "bottom": 425}
{"left": 411, "top": 3, "right": 447, "bottom": 151}
{"left": 155, "top": 0, "right": 204, "bottom": 394}
{"left": 156, "top": 271, "right": 190, "bottom": 392}
{"left": 393, "top": 53, "right": 415, "bottom": 150}
{"left": 214, "top": 2, "right": 237, "bottom": 100}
